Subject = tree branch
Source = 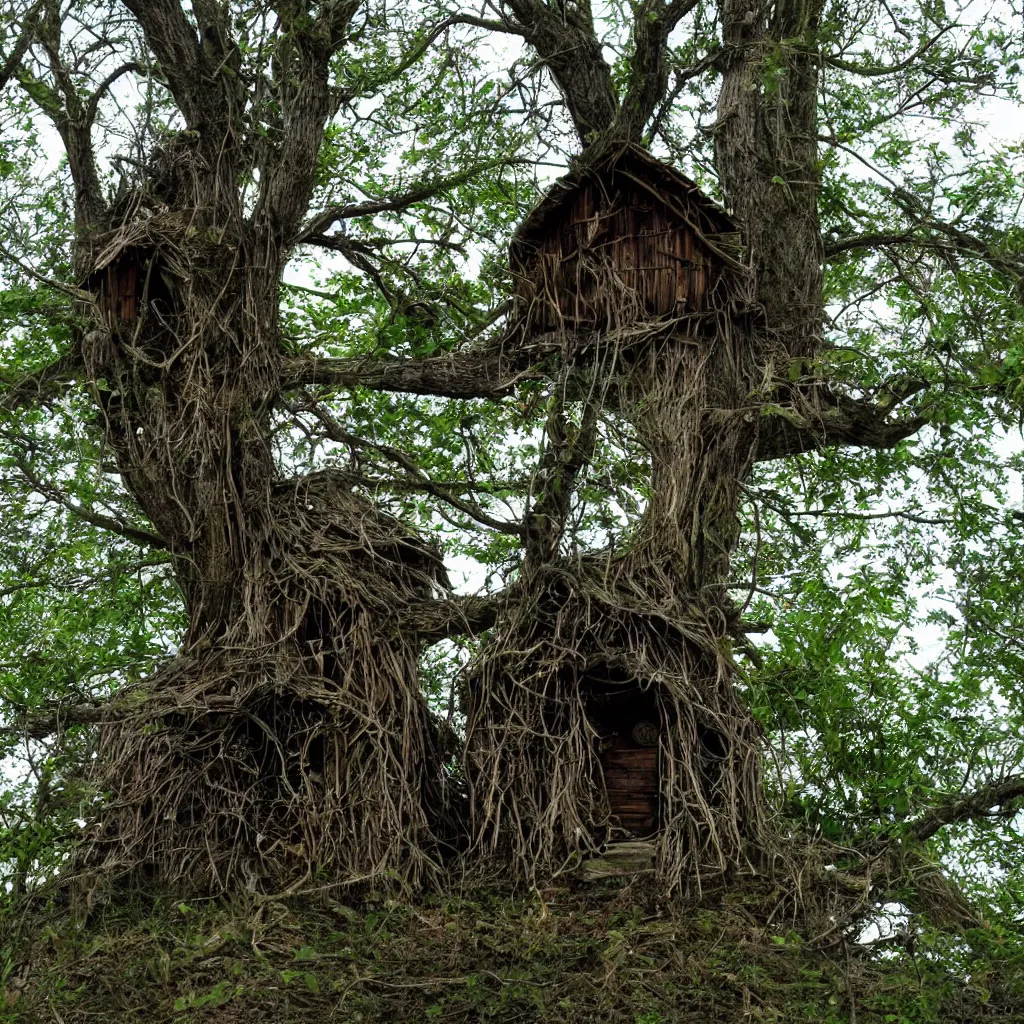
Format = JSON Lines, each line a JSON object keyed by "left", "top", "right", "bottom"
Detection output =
{"left": 84, "top": 60, "right": 142, "bottom": 127}
{"left": 908, "top": 774, "right": 1024, "bottom": 844}
{"left": 755, "top": 393, "right": 925, "bottom": 461}
{"left": 403, "top": 593, "right": 503, "bottom": 642}
{"left": 0, "top": 0, "right": 43, "bottom": 92}
{"left": 0, "top": 351, "right": 81, "bottom": 412}
{"left": 825, "top": 226, "right": 1024, "bottom": 278}
{"left": 298, "top": 157, "right": 525, "bottom": 242}
{"left": 291, "top": 396, "right": 524, "bottom": 536}
{"left": 4, "top": 702, "right": 109, "bottom": 740}
{"left": 616, "top": 0, "right": 699, "bottom": 140}
{"left": 117, "top": 0, "right": 208, "bottom": 127}
{"left": 15, "top": 456, "right": 167, "bottom": 549}
{"left": 497, "top": 0, "right": 618, "bottom": 143}
{"left": 338, "top": 14, "right": 526, "bottom": 101}
{"left": 254, "top": 1, "right": 361, "bottom": 241}
{"left": 524, "top": 390, "right": 598, "bottom": 566}
{"left": 280, "top": 345, "right": 545, "bottom": 400}
{"left": 823, "top": 25, "right": 957, "bottom": 79}
{"left": 14, "top": 4, "right": 107, "bottom": 228}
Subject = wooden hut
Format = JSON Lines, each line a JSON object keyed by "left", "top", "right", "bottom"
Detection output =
{"left": 509, "top": 146, "right": 741, "bottom": 337}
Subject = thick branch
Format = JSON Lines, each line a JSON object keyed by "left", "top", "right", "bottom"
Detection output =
{"left": 403, "top": 593, "right": 503, "bottom": 642}
{"left": 908, "top": 774, "right": 1024, "bottom": 844}
{"left": 616, "top": 0, "right": 699, "bottom": 140}
{"left": 117, "top": 0, "right": 208, "bottom": 126}
{"left": 256, "top": 2, "right": 361, "bottom": 240}
{"left": 499, "top": 0, "right": 618, "bottom": 142}
{"left": 755, "top": 394, "right": 925, "bottom": 461}
{"left": 280, "top": 347, "right": 543, "bottom": 400}
{"left": 715, "top": 0, "right": 825, "bottom": 358}
{"left": 524, "top": 394, "right": 598, "bottom": 565}
{"left": 6, "top": 702, "right": 108, "bottom": 741}
{"left": 16, "top": 6, "right": 106, "bottom": 229}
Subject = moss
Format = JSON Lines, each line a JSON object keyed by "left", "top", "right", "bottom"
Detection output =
{"left": 1, "top": 880, "right": 1020, "bottom": 1023}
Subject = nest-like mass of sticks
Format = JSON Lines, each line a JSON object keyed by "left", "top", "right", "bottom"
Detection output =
{"left": 81, "top": 473, "right": 456, "bottom": 893}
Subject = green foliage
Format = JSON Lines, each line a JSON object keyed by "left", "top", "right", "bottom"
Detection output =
{"left": 0, "top": 0, "right": 1021, "bottom": 996}
{"left": 2, "top": 885, "right": 1018, "bottom": 1023}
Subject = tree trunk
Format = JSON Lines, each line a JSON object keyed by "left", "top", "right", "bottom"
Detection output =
{"left": 715, "top": 0, "right": 825, "bottom": 361}
{"left": 75, "top": 113, "right": 452, "bottom": 890}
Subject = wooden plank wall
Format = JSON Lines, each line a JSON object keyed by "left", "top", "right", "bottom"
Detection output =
{"left": 601, "top": 743, "right": 659, "bottom": 837}
{"left": 515, "top": 181, "right": 715, "bottom": 332}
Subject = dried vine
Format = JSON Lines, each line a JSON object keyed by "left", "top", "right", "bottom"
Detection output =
{"left": 463, "top": 149, "right": 780, "bottom": 892}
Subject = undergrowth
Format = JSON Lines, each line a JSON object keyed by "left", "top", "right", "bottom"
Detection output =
{"left": 1, "top": 874, "right": 1021, "bottom": 1023}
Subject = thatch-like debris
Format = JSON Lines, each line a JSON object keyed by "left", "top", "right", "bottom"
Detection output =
{"left": 464, "top": 146, "right": 777, "bottom": 892}
{"left": 463, "top": 560, "right": 764, "bottom": 890}
{"left": 76, "top": 472, "right": 456, "bottom": 895}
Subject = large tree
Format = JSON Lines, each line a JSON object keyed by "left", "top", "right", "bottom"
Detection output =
{"left": 0, "top": 0, "right": 1022, "bottom": 939}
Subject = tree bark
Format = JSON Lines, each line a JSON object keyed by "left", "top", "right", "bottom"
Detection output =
{"left": 715, "top": 0, "right": 825, "bottom": 361}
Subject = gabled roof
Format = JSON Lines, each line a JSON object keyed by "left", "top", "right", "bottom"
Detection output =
{"left": 509, "top": 144, "right": 739, "bottom": 268}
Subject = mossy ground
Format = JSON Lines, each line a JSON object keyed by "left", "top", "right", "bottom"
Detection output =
{"left": 1, "top": 873, "right": 1020, "bottom": 1023}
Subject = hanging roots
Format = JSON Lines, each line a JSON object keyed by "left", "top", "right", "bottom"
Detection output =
{"left": 463, "top": 560, "right": 764, "bottom": 893}
{"left": 77, "top": 473, "right": 457, "bottom": 896}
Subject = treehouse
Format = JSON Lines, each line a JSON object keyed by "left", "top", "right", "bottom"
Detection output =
{"left": 509, "top": 146, "right": 741, "bottom": 337}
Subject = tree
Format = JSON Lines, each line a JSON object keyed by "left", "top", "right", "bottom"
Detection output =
{"left": 0, "top": 0, "right": 1021, "bottom": 954}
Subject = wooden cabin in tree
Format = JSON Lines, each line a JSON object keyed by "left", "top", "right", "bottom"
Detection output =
{"left": 509, "top": 146, "right": 741, "bottom": 338}
{"left": 502, "top": 149, "right": 744, "bottom": 843}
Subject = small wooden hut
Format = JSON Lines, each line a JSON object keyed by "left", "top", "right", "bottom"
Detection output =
{"left": 509, "top": 146, "right": 741, "bottom": 337}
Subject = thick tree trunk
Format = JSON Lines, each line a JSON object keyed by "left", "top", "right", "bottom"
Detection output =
{"left": 74, "top": 123, "right": 451, "bottom": 891}
{"left": 462, "top": 0, "right": 830, "bottom": 888}
{"left": 715, "top": 0, "right": 825, "bottom": 361}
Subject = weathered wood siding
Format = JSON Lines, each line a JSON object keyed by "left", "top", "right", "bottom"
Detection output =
{"left": 95, "top": 259, "right": 139, "bottom": 325}
{"left": 512, "top": 180, "right": 716, "bottom": 332}
{"left": 601, "top": 742, "right": 659, "bottom": 837}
